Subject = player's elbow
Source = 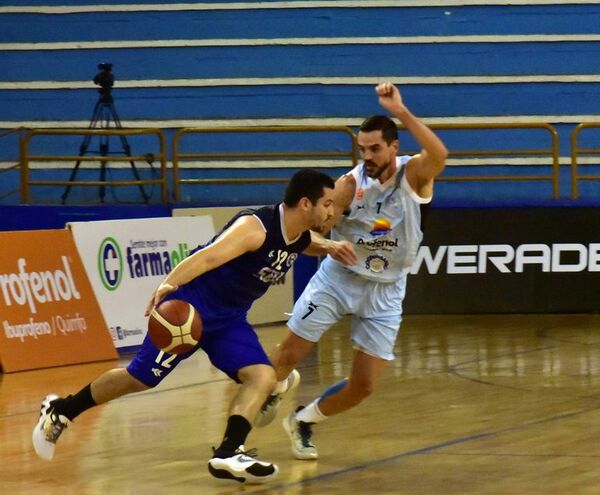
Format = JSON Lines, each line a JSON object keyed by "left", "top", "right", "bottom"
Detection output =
{"left": 432, "top": 148, "right": 448, "bottom": 175}
{"left": 434, "top": 145, "right": 449, "bottom": 167}
{"left": 440, "top": 145, "right": 449, "bottom": 163}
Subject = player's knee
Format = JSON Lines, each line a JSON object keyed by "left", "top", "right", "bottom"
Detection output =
{"left": 122, "top": 368, "right": 152, "bottom": 392}
{"left": 130, "top": 378, "right": 152, "bottom": 392}
{"left": 257, "top": 367, "right": 277, "bottom": 394}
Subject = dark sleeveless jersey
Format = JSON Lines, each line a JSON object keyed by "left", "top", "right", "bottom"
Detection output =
{"left": 184, "top": 204, "right": 312, "bottom": 316}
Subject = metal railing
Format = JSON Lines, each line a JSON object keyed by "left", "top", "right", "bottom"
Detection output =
{"left": 14, "top": 123, "right": 564, "bottom": 203}
{"left": 19, "top": 128, "right": 168, "bottom": 203}
{"left": 570, "top": 123, "right": 600, "bottom": 200}
{"left": 426, "top": 123, "right": 560, "bottom": 199}
{"left": 172, "top": 122, "right": 560, "bottom": 201}
{"left": 0, "top": 127, "right": 28, "bottom": 201}
{"left": 172, "top": 125, "right": 359, "bottom": 201}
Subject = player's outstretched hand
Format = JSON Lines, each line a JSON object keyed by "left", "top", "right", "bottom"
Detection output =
{"left": 144, "top": 282, "right": 179, "bottom": 316}
{"left": 328, "top": 240, "right": 357, "bottom": 266}
{"left": 375, "top": 81, "right": 404, "bottom": 113}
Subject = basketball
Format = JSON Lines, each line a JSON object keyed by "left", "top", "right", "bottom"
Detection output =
{"left": 148, "top": 299, "right": 202, "bottom": 354}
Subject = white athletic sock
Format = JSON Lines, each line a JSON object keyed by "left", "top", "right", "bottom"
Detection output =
{"left": 296, "top": 399, "right": 327, "bottom": 424}
{"left": 273, "top": 375, "right": 290, "bottom": 394}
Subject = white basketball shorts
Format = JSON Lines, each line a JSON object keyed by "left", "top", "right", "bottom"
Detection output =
{"left": 288, "top": 257, "right": 407, "bottom": 360}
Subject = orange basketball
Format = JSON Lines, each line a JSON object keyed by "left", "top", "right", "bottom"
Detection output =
{"left": 147, "top": 299, "right": 202, "bottom": 355}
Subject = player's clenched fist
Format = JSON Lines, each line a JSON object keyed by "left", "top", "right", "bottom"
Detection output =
{"left": 375, "top": 82, "right": 405, "bottom": 113}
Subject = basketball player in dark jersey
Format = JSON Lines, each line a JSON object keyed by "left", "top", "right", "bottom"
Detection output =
{"left": 32, "top": 169, "right": 357, "bottom": 484}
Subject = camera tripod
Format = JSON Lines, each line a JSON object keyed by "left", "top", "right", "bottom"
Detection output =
{"left": 61, "top": 93, "right": 150, "bottom": 204}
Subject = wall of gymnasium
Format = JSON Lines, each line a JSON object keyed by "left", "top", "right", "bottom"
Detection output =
{"left": 2, "top": 0, "right": 600, "bottom": 208}
{"left": 1, "top": 2, "right": 599, "bottom": 316}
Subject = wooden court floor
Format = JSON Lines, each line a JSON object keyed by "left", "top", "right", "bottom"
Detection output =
{"left": 3, "top": 313, "right": 600, "bottom": 494}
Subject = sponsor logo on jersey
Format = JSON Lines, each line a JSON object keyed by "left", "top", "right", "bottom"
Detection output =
{"left": 357, "top": 237, "right": 399, "bottom": 250}
{"left": 365, "top": 255, "right": 389, "bottom": 273}
{"left": 257, "top": 249, "right": 295, "bottom": 284}
{"left": 356, "top": 188, "right": 365, "bottom": 200}
{"left": 257, "top": 267, "right": 286, "bottom": 284}
{"left": 370, "top": 218, "right": 391, "bottom": 237}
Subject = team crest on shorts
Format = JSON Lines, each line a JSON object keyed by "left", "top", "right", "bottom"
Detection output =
{"left": 365, "top": 255, "right": 389, "bottom": 273}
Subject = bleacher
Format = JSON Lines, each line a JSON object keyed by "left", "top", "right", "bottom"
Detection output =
{"left": 2, "top": 0, "right": 600, "bottom": 209}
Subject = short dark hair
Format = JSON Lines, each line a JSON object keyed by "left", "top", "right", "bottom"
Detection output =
{"left": 359, "top": 115, "right": 398, "bottom": 145}
{"left": 284, "top": 169, "right": 335, "bottom": 207}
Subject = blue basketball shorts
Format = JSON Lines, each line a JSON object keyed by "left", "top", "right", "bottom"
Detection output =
{"left": 287, "top": 258, "right": 407, "bottom": 361}
{"left": 127, "top": 289, "right": 271, "bottom": 387}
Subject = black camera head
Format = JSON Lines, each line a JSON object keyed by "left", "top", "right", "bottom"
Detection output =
{"left": 93, "top": 62, "right": 115, "bottom": 101}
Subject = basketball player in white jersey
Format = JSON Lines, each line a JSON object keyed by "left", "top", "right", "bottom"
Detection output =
{"left": 255, "top": 82, "right": 448, "bottom": 460}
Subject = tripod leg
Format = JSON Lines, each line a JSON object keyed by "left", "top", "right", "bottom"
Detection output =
{"left": 127, "top": 159, "right": 150, "bottom": 203}
{"left": 99, "top": 162, "right": 108, "bottom": 203}
{"left": 99, "top": 133, "right": 109, "bottom": 203}
{"left": 110, "top": 104, "right": 149, "bottom": 203}
{"left": 61, "top": 159, "right": 84, "bottom": 204}
{"left": 61, "top": 101, "right": 103, "bottom": 204}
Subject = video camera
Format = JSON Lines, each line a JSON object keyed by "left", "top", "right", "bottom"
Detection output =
{"left": 93, "top": 63, "right": 114, "bottom": 99}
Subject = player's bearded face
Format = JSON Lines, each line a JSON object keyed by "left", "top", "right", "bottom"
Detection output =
{"left": 365, "top": 159, "right": 391, "bottom": 180}
{"left": 358, "top": 131, "right": 397, "bottom": 180}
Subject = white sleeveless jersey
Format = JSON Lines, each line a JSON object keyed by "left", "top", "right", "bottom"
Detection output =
{"left": 329, "top": 156, "right": 432, "bottom": 283}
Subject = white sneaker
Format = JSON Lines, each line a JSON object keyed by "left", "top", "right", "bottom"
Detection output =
{"left": 255, "top": 369, "right": 301, "bottom": 427}
{"left": 282, "top": 407, "right": 318, "bottom": 460}
{"left": 32, "top": 394, "right": 69, "bottom": 461}
{"left": 208, "top": 446, "right": 279, "bottom": 483}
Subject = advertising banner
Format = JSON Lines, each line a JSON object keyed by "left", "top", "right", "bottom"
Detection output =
{"left": 405, "top": 206, "right": 600, "bottom": 313}
{"left": 0, "top": 229, "right": 117, "bottom": 373}
{"left": 69, "top": 216, "right": 215, "bottom": 349}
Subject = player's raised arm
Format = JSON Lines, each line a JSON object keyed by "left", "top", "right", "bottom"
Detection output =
{"left": 376, "top": 82, "right": 448, "bottom": 198}
{"left": 145, "top": 216, "right": 266, "bottom": 315}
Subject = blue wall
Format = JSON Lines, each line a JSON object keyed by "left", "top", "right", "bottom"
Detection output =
{"left": 2, "top": 1, "right": 600, "bottom": 205}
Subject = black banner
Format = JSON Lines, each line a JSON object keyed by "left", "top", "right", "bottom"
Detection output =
{"left": 404, "top": 206, "right": 600, "bottom": 314}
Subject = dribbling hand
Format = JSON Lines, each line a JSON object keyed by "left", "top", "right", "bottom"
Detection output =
{"left": 328, "top": 240, "right": 357, "bottom": 266}
{"left": 144, "top": 282, "right": 179, "bottom": 316}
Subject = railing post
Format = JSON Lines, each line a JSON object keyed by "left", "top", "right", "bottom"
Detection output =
{"left": 19, "top": 131, "right": 30, "bottom": 204}
{"left": 570, "top": 124, "right": 582, "bottom": 200}
{"left": 172, "top": 129, "right": 183, "bottom": 202}
{"left": 548, "top": 123, "right": 560, "bottom": 200}
{"left": 157, "top": 129, "right": 168, "bottom": 203}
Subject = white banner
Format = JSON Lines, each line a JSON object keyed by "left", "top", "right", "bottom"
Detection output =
{"left": 69, "top": 216, "right": 215, "bottom": 349}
